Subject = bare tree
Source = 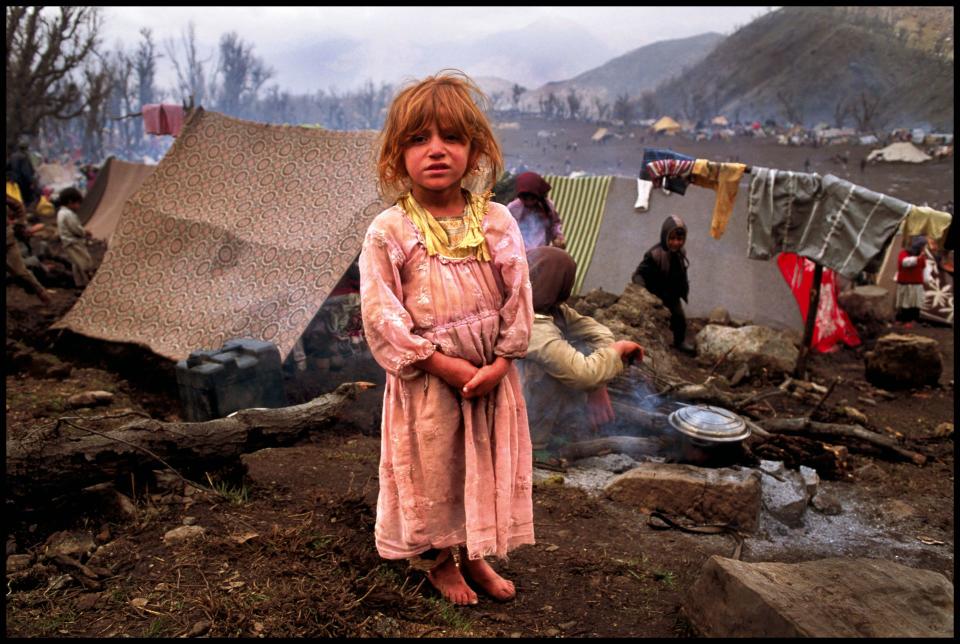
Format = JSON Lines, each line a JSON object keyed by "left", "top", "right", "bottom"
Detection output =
{"left": 215, "top": 31, "right": 274, "bottom": 118}
{"left": 592, "top": 96, "right": 610, "bottom": 122}
{"left": 832, "top": 97, "right": 850, "bottom": 128}
{"left": 541, "top": 91, "right": 562, "bottom": 119}
{"left": 80, "top": 54, "right": 115, "bottom": 160}
{"left": 165, "top": 22, "right": 213, "bottom": 106}
{"left": 566, "top": 88, "right": 582, "bottom": 121}
{"left": 5, "top": 6, "right": 102, "bottom": 154}
{"left": 511, "top": 83, "right": 526, "bottom": 111}
{"left": 639, "top": 91, "right": 659, "bottom": 120}
{"left": 849, "top": 90, "right": 887, "bottom": 133}
{"left": 613, "top": 93, "right": 634, "bottom": 124}
{"left": 132, "top": 28, "right": 160, "bottom": 146}
{"left": 775, "top": 89, "right": 805, "bottom": 126}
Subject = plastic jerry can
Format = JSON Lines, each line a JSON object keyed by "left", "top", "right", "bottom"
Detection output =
{"left": 175, "top": 338, "right": 286, "bottom": 422}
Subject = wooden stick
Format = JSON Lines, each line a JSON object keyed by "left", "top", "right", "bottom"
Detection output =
{"left": 559, "top": 435, "right": 666, "bottom": 461}
{"left": 758, "top": 417, "right": 927, "bottom": 465}
{"left": 794, "top": 261, "right": 824, "bottom": 378}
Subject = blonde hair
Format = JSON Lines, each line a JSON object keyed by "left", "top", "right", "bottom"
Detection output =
{"left": 377, "top": 69, "right": 503, "bottom": 199}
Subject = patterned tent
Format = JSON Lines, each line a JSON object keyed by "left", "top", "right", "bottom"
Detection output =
{"left": 54, "top": 109, "right": 384, "bottom": 361}
{"left": 76, "top": 157, "right": 156, "bottom": 240}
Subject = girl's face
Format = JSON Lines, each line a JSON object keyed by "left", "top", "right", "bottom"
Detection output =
{"left": 667, "top": 229, "right": 686, "bottom": 252}
{"left": 403, "top": 121, "right": 472, "bottom": 195}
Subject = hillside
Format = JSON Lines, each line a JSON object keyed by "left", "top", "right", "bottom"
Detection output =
{"left": 650, "top": 6, "right": 954, "bottom": 130}
{"left": 518, "top": 33, "right": 725, "bottom": 117}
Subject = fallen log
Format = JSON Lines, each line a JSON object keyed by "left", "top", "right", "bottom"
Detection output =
{"left": 757, "top": 417, "right": 928, "bottom": 466}
{"left": 559, "top": 435, "right": 667, "bottom": 461}
{"left": 6, "top": 382, "right": 372, "bottom": 503}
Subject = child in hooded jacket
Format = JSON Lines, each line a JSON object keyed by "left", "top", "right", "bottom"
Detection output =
{"left": 631, "top": 215, "right": 694, "bottom": 353}
{"left": 895, "top": 235, "right": 927, "bottom": 327}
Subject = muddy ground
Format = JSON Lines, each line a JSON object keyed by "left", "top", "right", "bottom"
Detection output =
{"left": 5, "top": 117, "right": 955, "bottom": 637}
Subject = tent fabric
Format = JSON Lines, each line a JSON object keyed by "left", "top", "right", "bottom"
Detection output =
{"left": 652, "top": 116, "right": 681, "bottom": 133}
{"left": 53, "top": 108, "right": 383, "bottom": 361}
{"left": 542, "top": 175, "right": 613, "bottom": 296}
{"left": 866, "top": 142, "right": 932, "bottom": 163}
{"left": 591, "top": 127, "right": 611, "bottom": 141}
{"left": 82, "top": 158, "right": 156, "bottom": 241}
{"left": 776, "top": 252, "right": 860, "bottom": 353}
{"left": 76, "top": 157, "right": 113, "bottom": 224}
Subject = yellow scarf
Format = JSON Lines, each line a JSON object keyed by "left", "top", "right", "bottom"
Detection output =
{"left": 399, "top": 189, "right": 492, "bottom": 261}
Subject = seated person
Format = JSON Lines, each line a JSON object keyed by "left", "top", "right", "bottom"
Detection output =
{"left": 518, "top": 246, "right": 643, "bottom": 454}
{"left": 632, "top": 214, "right": 694, "bottom": 354}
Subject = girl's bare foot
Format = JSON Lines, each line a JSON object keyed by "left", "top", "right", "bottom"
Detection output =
{"left": 460, "top": 548, "right": 516, "bottom": 601}
{"left": 425, "top": 551, "right": 478, "bottom": 606}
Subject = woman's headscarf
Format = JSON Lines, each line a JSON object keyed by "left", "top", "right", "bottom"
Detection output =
{"left": 527, "top": 246, "right": 577, "bottom": 323}
{"left": 908, "top": 235, "right": 927, "bottom": 256}
{"left": 515, "top": 171, "right": 562, "bottom": 235}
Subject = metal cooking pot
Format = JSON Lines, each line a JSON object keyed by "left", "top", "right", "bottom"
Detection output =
{"left": 666, "top": 403, "right": 751, "bottom": 447}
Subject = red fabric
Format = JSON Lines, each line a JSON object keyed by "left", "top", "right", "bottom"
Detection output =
{"left": 896, "top": 249, "right": 926, "bottom": 284}
{"left": 777, "top": 253, "right": 860, "bottom": 353}
{"left": 142, "top": 104, "right": 186, "bottom": 136}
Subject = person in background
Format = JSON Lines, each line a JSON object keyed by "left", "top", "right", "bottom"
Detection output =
{"left": 6, "top": 194, "right": 52, "bottom": 304}
{"left": 894, "top": 235, "right": 928, "bottom": 328}
{"left": 632, "top": 215, "right": 695, "bottom": 354}
{"left": 55, "top": 186, "right": 94, "bottom": 289}
{"left": 506, "top": 171, "right": 565, "bottom": 251}
{"left": 519, "top": 246, "right": 644, "bottom": 455}
{"left": 8, "top": 139, "right": 38, "bottom": 210}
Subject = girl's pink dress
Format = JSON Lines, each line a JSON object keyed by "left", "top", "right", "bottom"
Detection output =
{"left": 359, "top": 200, "right": 535, "bottom": 561}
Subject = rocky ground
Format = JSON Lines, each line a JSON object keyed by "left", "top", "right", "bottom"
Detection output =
{"left": 5, "top": 119, "right": 955, "bottom": 637}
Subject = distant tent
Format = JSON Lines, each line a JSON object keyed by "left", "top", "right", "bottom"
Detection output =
{"left": 711, "top": 115, "right": 729, "bottom": 126}
{"left": 652, "top": 116, "right": 681, "bottom": 134}
{"left": 866, "top": 142, "right": 932, "bottom": 163}
{"left": 591, "top": 127, "right": 612, "bottom": 142}
{"left": 75, "top": 157, "right": 156, "bottom": 240}
{"left": 859, "top": 135, "right": 879, "bottom": 146}
{"left": 53, "top": 108, "right": 383, "bottom": 362}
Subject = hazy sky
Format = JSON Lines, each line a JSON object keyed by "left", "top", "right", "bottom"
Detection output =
{"left": 98, "top": 6, "right": 772, "bottom": 92}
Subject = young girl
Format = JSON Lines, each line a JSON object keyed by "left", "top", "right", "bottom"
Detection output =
{"left": 631, "top": 215, "right": 694, "bottom": 354}
{"left": 506, "top": 171, "right": 565, "bottom": 250}
{"left": 359, "top": 71, "right": 534, "bottom": 606}
{"left": 895, "top": 235, "right": 927, "bottom": 327}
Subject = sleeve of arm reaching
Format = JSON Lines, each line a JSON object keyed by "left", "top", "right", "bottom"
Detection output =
{"left": 358, "top": 217, "right": 436, "bottom": 377}
{"left": 528, "top": 320, "right": 623, "bottom": 391}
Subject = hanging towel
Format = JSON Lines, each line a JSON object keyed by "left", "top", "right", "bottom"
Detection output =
{"left": 689, "top": 159, "right": 747, "bottom": 239}
{"left": 142, "top": 104, "right": 164, "bottom": 135}
{"left": 143, "top": 104, "right": 186, "bottom": 136}
{"left": 901, "top": 205, "right": 952, "bottom": 247}
{"left": 161, "top": 104, "right": 186, "bottom": 136}
{"left": 634, "top": 178, "right": 653, "bottom": 210}
{"left": 746, "top": 167, "right": 910, "bottom": 279}
{"left": 543, "top": 174, "right": 613, "bottom": 295}
{"left": 639, "top": 148, "right": 695, "bottom": 195}
{"left": 777, "top": 253, "right": 861, "bottom": 353}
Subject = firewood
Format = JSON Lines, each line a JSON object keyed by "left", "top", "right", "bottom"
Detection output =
{"left": 6, "top": 382, "right": 371, "bottom": 503}
{"left": 757, "top": 417, "right": 927, "bottom": 465}
{"left": 559, "top": 435, "right": 666, "bottom": 461}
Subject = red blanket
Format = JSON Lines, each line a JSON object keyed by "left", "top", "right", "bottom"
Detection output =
{"left": 777, "top": 252, "right": 861, "bottom": 353}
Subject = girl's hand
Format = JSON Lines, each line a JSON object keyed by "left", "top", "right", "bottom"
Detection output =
{"left": 415, "top": 352, "right": 478, "bottom": 390}
{"left": 586, "top": 385, "right": 615, "bottom": 433}
{"left": 461, "top": 357, "right": 511, "bottom": 399}
{"left": 611, "top": 340, "right": 644, "bottom": 364}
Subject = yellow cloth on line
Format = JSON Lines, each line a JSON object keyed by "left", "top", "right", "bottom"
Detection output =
{"left": 901, "top": 205, "right": 952, "bottom": 246}
{"left": 690, "top": 159, "right": 748, "bottom": 239}
{"left": 398, "top": 189, "right": 492, "bottom": 261}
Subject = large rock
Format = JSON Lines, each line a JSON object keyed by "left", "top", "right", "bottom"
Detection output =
{"left": 864, "top": 333, "right": 942, "bottom": 389}
{"left": 685, "top": 556, "right": 954, "bottom": 637}
{"left": 695, "top": 324, "right": 799, "bottom": 375}
{"left": 604, "top": 462, "right": 761, "bottom": 532}
{"left": 837, "top": 285, "right": 893, "bottom": 322}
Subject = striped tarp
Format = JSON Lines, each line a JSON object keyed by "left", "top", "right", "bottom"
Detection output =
{"left": 543, "top": 175, "right": 613, "bottom": 294}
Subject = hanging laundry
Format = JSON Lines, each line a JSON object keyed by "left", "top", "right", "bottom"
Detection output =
{"left": 639, "top": 148, "right": 695, "bottom": 195}
{"left": 777, "top": 253, "right": 861, "bottom": 353}
{"left": 747, "top": 167, "right": 910, "bottom": 279}
{"left": 142, "top": 103, "right": 187, "bottom": 136}
{"left": 689, "top": 159, "right": 748, "bottom": 239}
{"left": 634, "top": 178, "right": 653, "bottom": 210}
{"left": 901, "top": 205, "right": 952, "bottom": 247}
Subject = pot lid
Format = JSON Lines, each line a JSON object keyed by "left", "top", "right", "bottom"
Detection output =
{"left": 667, "top": 404, "right": 750, "bottom": 443}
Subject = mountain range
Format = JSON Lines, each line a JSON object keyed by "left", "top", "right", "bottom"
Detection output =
{"left": 477, "top": 6, "right": 952, "bottom": 130}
